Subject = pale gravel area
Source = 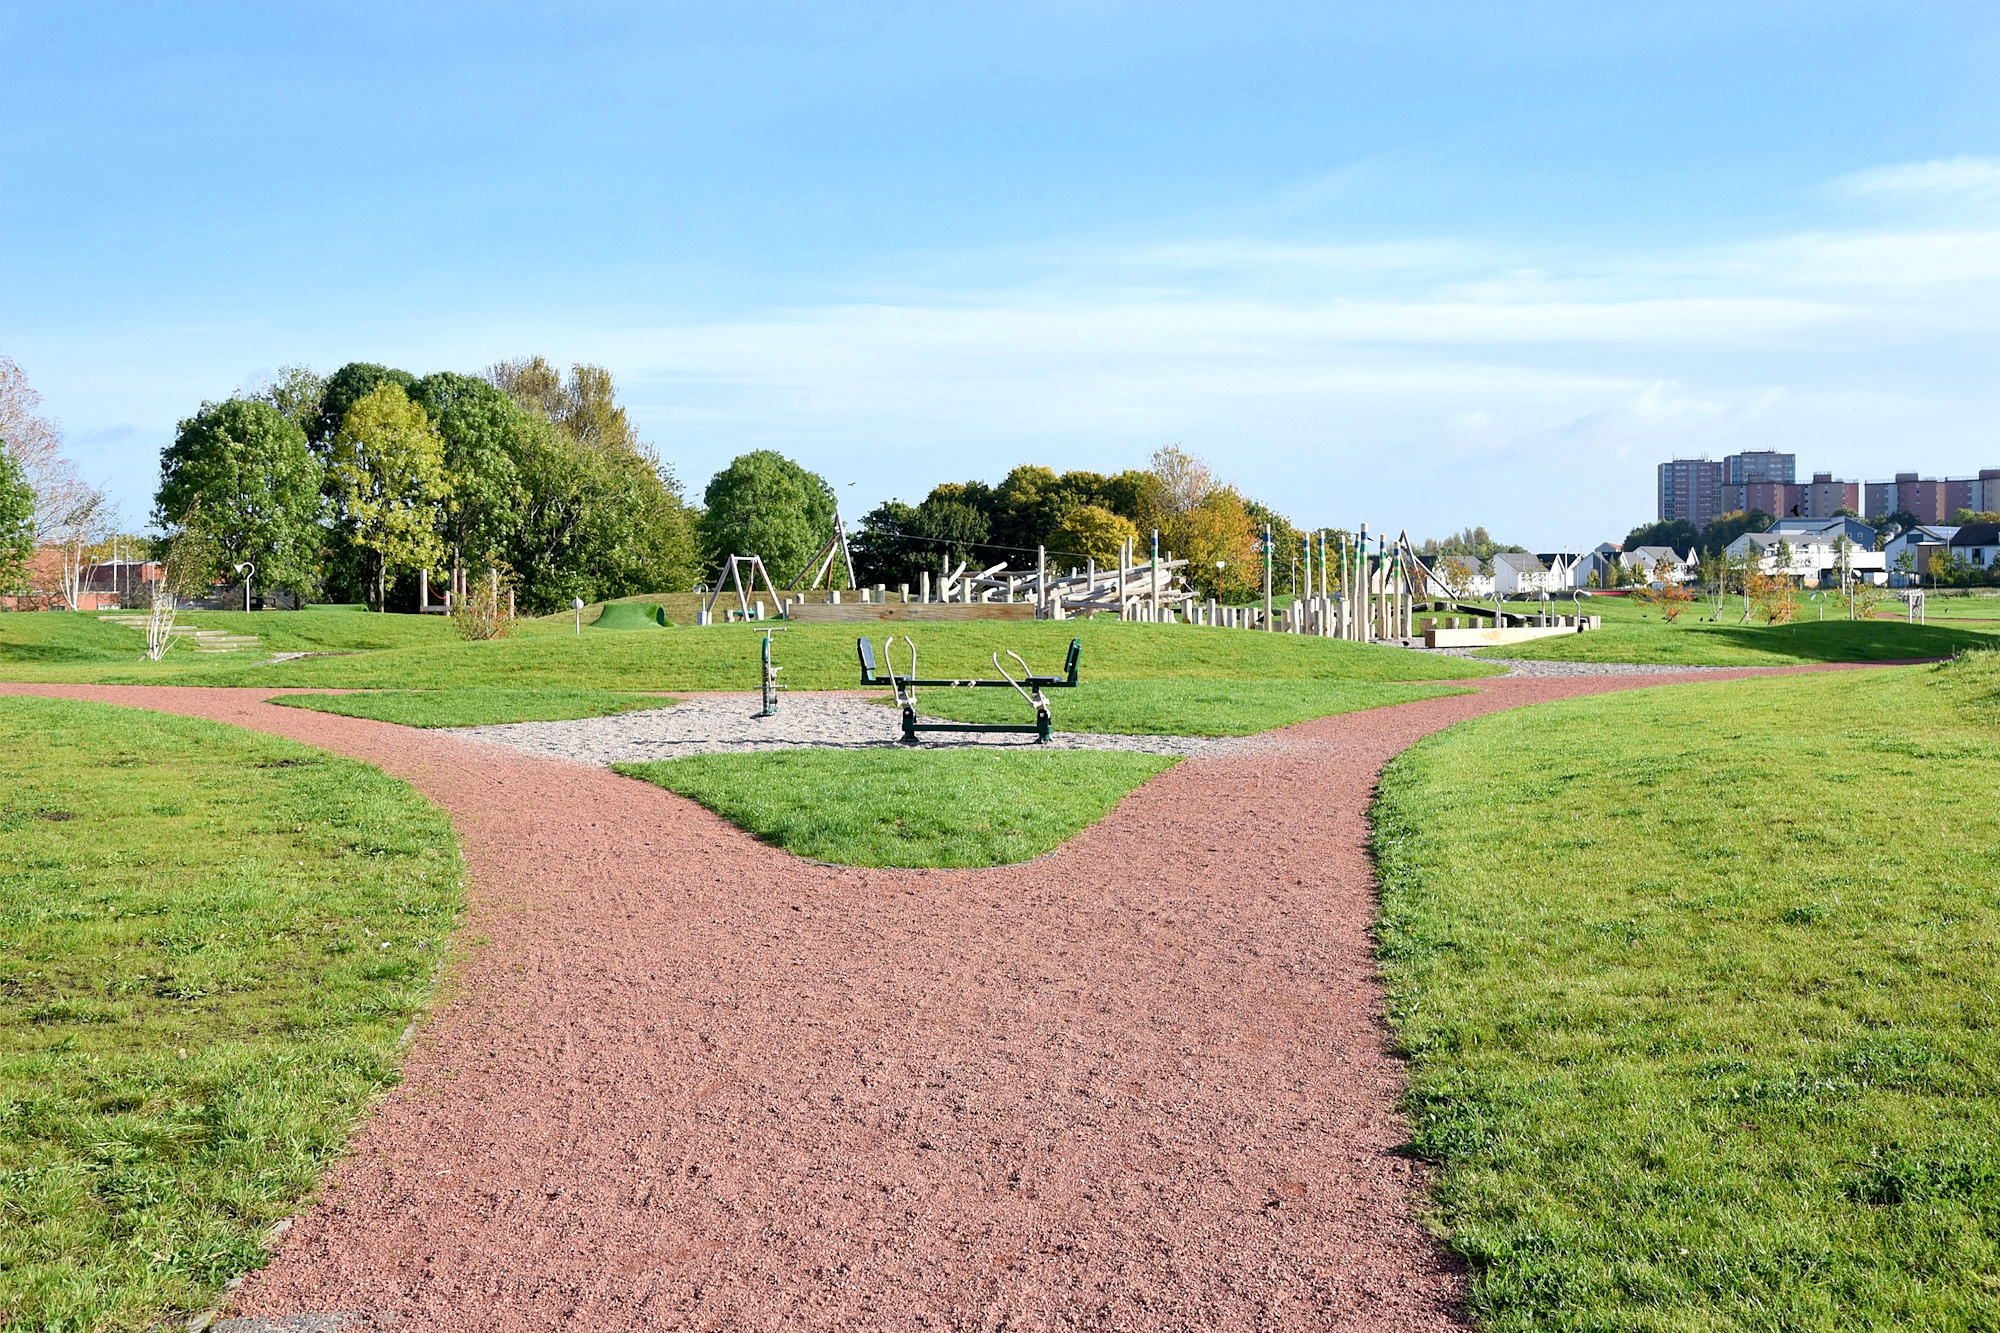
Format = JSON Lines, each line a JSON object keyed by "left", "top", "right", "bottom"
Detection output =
{"left": 446, "top": 691, "right": 1260, "bottom": 763}
{"left": 1425, "top": 647, "right": 1751, "bottom": 677}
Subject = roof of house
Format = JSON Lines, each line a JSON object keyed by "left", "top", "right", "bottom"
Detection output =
{"left": 1948, "top": 522, "right": 2000, "bottom": 546}
{"left": 1888, "top": 525, "right": 1958, "bottom": 544}
{"left": 1494, "top": 552, "right": 1546, "bottom": 572}
{"left": 1626, "top": 545, "right": 1693, "bottom": 565}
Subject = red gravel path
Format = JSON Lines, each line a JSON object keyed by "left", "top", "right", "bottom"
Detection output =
{"left": 0, "top": 670, "right": 1856, "bottom": 1331}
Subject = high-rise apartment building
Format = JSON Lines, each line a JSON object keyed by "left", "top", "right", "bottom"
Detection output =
{"left": 1657, "top": 458, "right": 1724, "bottom": 526}
{"left": 1660, "top": 455, "right": 1996, "bottom": 528}
{"left": 1723, "top": 450, "right": 1796, "bottom": 487}
{"left": 1803, "top": 472, "right": 1860, "bottom": 519}
{"left": 1657, "top": 451, "right": 1796, "bottom": 526}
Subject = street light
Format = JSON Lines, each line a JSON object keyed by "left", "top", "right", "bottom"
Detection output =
{"left": 573, "top": 597, "right": 585, "bottom": 636}
{"left": 232, "top": 562, "right": 255, "bottom": 613}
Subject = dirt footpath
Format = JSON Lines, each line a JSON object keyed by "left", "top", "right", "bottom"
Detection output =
{"left": 0, "top": 670, "right": 1839, "bottom": 1332}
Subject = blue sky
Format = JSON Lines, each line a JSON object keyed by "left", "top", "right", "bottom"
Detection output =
{"left": 5, "top": 1, "right": 1997, "bottom": 545}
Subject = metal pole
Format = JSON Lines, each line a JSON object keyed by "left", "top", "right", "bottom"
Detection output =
{"left": 1262, "top": 524, "right": 1273, "bottom": 631}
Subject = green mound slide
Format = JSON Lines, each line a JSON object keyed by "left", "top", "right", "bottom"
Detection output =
{"left": 593, "top": 602, "right": 670, "bottom": 630}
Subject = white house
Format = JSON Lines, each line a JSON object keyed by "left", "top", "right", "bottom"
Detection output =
{"left": 1767, "top": 516, "right": 1878, "bottom": 549}
{"left": 1423, "top": 555, "right": 1496, "bottom": 598}
{"left": 1948, "top": 522, "right": 2000, "bottom": 572}
{"left": 1620, "top": 545, "right": 1698, "bottom": 585}
{"left": 1882, "top": 525, "right": 1957, "bottom": 586}
{"left": 1493, "top": 551, "right": 1574, "bottom": 595}
{"left": 1725, "top": 530, "right": 1886, "bottom": 586}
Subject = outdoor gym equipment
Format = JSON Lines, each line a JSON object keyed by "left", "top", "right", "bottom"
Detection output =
{"left": 856, "top": 635, "right": 1082, "bottom": 745}
{"left": 756, "top": 628, "right": 787, "bottom": 718}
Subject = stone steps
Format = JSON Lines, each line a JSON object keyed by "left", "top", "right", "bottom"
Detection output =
{"left": 102, "top": 616, "right": 263, "bottom": 654}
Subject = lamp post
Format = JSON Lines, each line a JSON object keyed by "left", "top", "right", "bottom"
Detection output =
{"left": 233, "top": 562, "right": 254, "bottom": 612}
{"left": 573, "top": 597, "right": 585, "bottom": 636}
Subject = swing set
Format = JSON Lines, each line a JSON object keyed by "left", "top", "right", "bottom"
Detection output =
{"left": 856, "top": 635, "right": 1082, "bottom": 744}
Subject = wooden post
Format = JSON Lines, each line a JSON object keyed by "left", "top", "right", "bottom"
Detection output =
{"left": 920, "top": 571, "right": 930, "bottom": 604}
{"left": 1037, "top": 544, "right": 1047, "bottom": 618}
{"left": 419, "top": 568, "right": 430, "bottom": 613}
{"left": 1262, "top": 524, "right": 1274, "bottom": 631}
{"left": 1151, "top": 530, "right": 1161, "bottom": 622}
{"left": 1118, "top": 541, "right": 1130, "bottom": 618}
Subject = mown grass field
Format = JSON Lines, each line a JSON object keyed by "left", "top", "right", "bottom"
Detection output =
{"left": 1872, "top": 592, "right": 2000, "bottom": 623}
{"left": 0, "top": 696, "right": 462, "bottom": 1332}
{"left": 0, "top": 607, "right": 1490, "bottom": 688}
{"left": 273, "top": 688, "right": 673, "bottom": 728}
{"left": 891, "top": 678, "right": 1467, "bottom": 735}
{"left": 1372, "top": 654, "right": 2000, "bottom": 1332}
{"left": 617, "top": 748, "right": 1176, "bottom": 867}
{"left": 1473, "top": 591, "right": 1998, "bottom": 666}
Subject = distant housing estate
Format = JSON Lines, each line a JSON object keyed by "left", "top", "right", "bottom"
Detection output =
{"left": 1656, "top": 451, "right": 2000, "bottom": 529}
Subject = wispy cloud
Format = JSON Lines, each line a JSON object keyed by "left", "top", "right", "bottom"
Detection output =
{"left": 1826, "top": 156, "right": 2000, "bottom": 203}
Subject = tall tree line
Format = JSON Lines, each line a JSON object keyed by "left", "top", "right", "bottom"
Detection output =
{"left": 840, "top": 447, "right": 1286, "bottom": 603}
{"left": 154, "top": 357, "right": 700, "bottom": 612}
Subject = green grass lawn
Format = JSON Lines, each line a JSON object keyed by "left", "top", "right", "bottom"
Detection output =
{"left": 0, "top": 696, "right": 461, "bottom": 1332}
{"left": 616, "top": 748, "right": 1176, "bottom": 867}
{"left": 0, "top": 611, "right": 1499, "bottom": 690}
{"left": 892, "top": 678, "right": 1468, "bottom": 735}
{"left": 1475, "top": 593, "right": 1997, "bottom": 666}
{"left": 1372, "top": 654, "right": 2000, "bottom": 1332}
{"left": 271, "top": 688, "right": 673, "bottom": 728}
{"left": 1872, "top": 593, "right": 2000, "bottom": 623}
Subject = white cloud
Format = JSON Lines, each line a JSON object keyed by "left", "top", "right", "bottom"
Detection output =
{"left": 1827, "top": 156, "right": 2000, "bottom": 203}
{"left": 28, "top": 203, "right": 2000, "bottom": 548}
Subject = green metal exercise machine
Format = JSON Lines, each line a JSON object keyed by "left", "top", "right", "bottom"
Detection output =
{"left": 756, "top": 628, "right": 787, "bottom": 718}
{"left": 856, "top": 635, "right": 1082, "bottom": 745}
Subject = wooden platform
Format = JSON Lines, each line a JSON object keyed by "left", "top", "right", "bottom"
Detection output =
{"left": 785, "top": 601, "right": 1037, "bottom": 623}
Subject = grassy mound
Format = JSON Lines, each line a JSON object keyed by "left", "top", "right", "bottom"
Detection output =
{"left": 591, "top": 602, "right": 669, "bottom": 631}
{"left": 617, "top": 748, "right": 1175, "bottom": 867}
{"left": 1372, "top": 655, "right": 2000, "bottom": 1330}
{"left": 0, "top": 696, "right": 461, "bottom": 1330}
{"left": 272, "top": 688, "right": 672, "bottom": 728}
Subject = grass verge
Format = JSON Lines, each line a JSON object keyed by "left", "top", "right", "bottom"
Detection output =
{"left": 616, "top": 748, "right": 1175, "bottom": 867}
{"left": 0, "top": 696, "right": 462, "bottom": 1331}
{"left": 271, "top": 688, "right": 672, "bottom": 728}
{"left": 1372, "top": 656, "right": 2000, "bottom": 1331}
{"left": 891, "top": 678, "right": 1468, "bottom": 735}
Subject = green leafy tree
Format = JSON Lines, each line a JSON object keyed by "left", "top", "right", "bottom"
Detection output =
{"left": 697, "top": 451, "right": 838, "bottom": 584}
{"left": 0, "top": 439, "right": 33, "bottom": 593}
{"left": 1698, "top": 509, "right": 1772, "bottom": 558}
{"left": 489, "top": 356, "right": 700, "bottom": 603}
{"left": 1046, "top": 502, "right": 1140, "bottom": 569}
{"left": 1621, "top": 518, "right": 1701, "bottom": 553}
{"left": 409, "top": 372, "right": 527, "bottom": 578}
{"left": 311, "top": 362, "right": 416, "bottom": 453}
{"left": 500, "top": 417, "right": 699, "bottom": 612}
{"left": 489, "top": 357, "right": 641, "bottom": 452}
{"left": 257, "top": 365, "right": 327, "bottom": 434}
{"left": 326, "top": 384, "right": 449, "bottom": 609}
{"left": 154, "top": 398, "right": 325, "bottom": 600}
{"left": 851, "top": 500, "right": 927, "bottom": 588}
{"left": 908, "top": 496, "right": 990, "bottom": 574}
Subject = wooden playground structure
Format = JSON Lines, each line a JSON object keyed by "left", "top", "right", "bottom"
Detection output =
{"left": 699, "top": 521, "right": 1599, "bottom": 647}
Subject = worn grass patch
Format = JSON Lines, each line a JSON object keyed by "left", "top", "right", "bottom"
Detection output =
{"left": 272, "top": 688, "right": 671, "bottom": 728}
{"left": 894, "top": 678, "right": 1467, "bottom": 736}
{"left": 1372, "top": 654, "right": 2000, "bottom": 1332}
{"left": 0, "top": 696, "right": 462, "bottom": 1331}
{"left": 616, "top": 747, "right": 1175, "bottom": 867}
